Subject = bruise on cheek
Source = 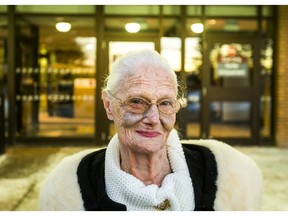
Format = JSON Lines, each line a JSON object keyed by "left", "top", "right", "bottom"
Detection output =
{"left": 122, "top": 112, "right": 143, "bottom": 127}
{"left": 122, "top": 109, "right": 176, "bottom": 131}
{"left": 160, "top": 115, "right": 176, "bottom": 131}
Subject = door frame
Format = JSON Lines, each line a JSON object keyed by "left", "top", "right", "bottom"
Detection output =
{"left": 201, "top": 34, "right": 261, "bottom": 145}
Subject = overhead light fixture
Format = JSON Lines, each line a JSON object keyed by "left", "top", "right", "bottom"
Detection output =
{"left": 55, "top": 22, "right": 71, "bottom": 32}
{"left": 191, "top": 23, "right": 204, "bottom": 34}
{"left": 125, "top": 23, "right": 141, "bottom": 33}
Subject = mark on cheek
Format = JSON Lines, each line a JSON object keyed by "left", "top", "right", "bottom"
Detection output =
{"left": 123, "top": 112, "right": 143, "bottom": 127}
{"left": 160, "top": 115, "right": 176, "bottom": 131}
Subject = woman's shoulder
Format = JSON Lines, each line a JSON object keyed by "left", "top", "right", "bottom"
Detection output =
{"left": 181, "top": 139, "right": 263, "bottom": 210}
{"left": 181, "top": 139, "right": 261, "bottom": 175}
{"left": 38, "top": 148, "right": 103, "bottom": 210}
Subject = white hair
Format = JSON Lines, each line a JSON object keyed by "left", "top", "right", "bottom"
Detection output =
{"left": 103, "top": 49, "right": 178, "bottom": 95}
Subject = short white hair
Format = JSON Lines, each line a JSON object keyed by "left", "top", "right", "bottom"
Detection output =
{"left": 103, "top": 49, "right": 178, "bottom": 95}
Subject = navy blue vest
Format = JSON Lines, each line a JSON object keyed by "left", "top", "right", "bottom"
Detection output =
{"left": 77, "top": 143, "right": 217, "bottom": 211}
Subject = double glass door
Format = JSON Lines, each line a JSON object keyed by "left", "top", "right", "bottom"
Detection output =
{"left": 201, "top": 35, "right": 261, "bottom": 144}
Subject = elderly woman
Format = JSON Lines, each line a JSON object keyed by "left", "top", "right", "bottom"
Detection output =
{"left": 39, "top": 49, "right": 262, "bottom": 211}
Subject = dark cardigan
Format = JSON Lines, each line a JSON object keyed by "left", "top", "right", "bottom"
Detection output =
{"left": 76, "top": 143, "right": 218, "bottom": 211}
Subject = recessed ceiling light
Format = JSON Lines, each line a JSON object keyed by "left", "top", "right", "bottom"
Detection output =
{"left": 191, "top": 23, "right": 204, "bottom": 34}
{"left": 125, "top": 23, "right": 141, "bottom": 33}
{"left": 55, "top": 22, "right": 71, "bottom": 32}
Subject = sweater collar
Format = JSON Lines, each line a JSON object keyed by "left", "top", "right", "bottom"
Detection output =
{"left": 104, "top": 129, "right": 195, "bottom": 211}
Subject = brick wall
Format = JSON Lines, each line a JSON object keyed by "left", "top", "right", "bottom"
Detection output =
{"left": 276, "top": 6, "right": 288, "bottom": 147}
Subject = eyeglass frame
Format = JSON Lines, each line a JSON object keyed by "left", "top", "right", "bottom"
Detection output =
{"left": 106, "top": 90, "right": 182, "bottom": 115}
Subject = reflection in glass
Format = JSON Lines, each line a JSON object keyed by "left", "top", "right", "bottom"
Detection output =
{"left": 184, "top": 37, "right": 202, "bottom": 138}
{"left": 185, "top": 37, "right": 202, "bottom": 73}
{"left": 16, "top": 15, "right": 96, "bottom": 137}
{"left": 186, "top": 19, "right": 203, "bottom": 37}
{"left": 260, "top": 38, "right": 273, "bottom": 137}
{"left": 161, "top": 37, "right": 181, "bottom": 72}
{"left": 108, "top": 41, "right": 154, "bottom": 71}
{"left": 210, "top": 101, "right": 251, "bottom": 138}
{"left": 185, "top": 74, "right": 201, "bottom": 138}
{"left": 210, "top": 43, "right": 253, "bottom": 87}
{"left": 205, "top": 19, "right": 258, "bottom": 32}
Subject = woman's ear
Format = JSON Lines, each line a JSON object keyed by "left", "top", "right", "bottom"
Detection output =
{"left": 102, "top": 91, "right": 114, "bottom": 120}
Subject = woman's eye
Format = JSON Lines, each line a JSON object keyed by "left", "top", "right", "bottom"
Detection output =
{"left": 130, "top": 98, "right": 145, "bottom": 105}
{"left": 160, "top": 100, "right": 173, "bottom": 107}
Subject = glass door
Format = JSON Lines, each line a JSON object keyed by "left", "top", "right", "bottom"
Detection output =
{"left": 202, "top": 35, "right": 261, "bottom": 145}
{"left": 15, "top": 14, "right": 96, "bottom": 139}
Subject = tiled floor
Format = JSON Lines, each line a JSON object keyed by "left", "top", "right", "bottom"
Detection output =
{"left": 0, "top": 144, "right": 287, "bottom": 211}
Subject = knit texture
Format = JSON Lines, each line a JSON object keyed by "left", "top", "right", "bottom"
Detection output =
{"left": 105, "top": 129, "right": 195, "bottom": 211}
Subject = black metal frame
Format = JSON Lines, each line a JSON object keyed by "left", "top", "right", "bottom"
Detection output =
{"left": 0, "top": 93, "right": 5, "bottom": 153}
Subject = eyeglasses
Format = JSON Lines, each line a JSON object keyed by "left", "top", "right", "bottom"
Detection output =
{"left": 107, "top": 90, "right": 181, "bottom": 115}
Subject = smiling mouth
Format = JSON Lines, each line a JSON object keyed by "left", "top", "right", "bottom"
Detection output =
{"left": 136, "top": 131, "right": 160, "bottom": 138}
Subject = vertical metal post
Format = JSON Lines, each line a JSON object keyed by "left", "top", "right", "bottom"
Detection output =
{"left": 177, "top": 6, "right": 187, "bottom": 139}
{"left": 0, "top": 93, "right": 5, "bottom": 153}
{"left": 95, "top": 5, "right": 108, "bottom": 146}
{"left": 7, "top": 5, "right": 16, "bottom": 145}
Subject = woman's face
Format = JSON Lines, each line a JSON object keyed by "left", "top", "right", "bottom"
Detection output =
{"left": 109, "top": 66, "right": 177, "bottom": 154}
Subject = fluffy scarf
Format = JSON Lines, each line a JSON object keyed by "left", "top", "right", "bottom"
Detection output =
{"left": 104, "top": 129, "right": 195, "bottom": 211}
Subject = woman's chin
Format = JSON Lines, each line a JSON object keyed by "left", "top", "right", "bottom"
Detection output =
{"left": 133, "top": 139, "right": 165, "bottom": 154}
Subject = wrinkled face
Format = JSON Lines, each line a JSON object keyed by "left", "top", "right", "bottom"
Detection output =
{"left": 108, "top": 66, "right": 177, "bottom": 154}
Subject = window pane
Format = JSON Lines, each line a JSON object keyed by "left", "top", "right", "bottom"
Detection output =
{"left": 108, "top": 41, "right": 155, "bottom": 69}
{"left": 205, "top": 6, "right": 258, "bottom": 17}
{"left": 185, "top": 37, "right": 202, "bottom": 73}
{"left": 161, "top": 37, "right": 181, "bottom": 72}
{"left": 105, "top": 5, "right": 159, "bottom": 15}
{"left": 206, "top": 19, "right": 258, "bottom": 32}
{"left": 262, "top": 6, "right": 273, "bottom": 17}
{"left": 163, "top": 18, "right": 181, "bottom": 37}
{"left": 187, "top": 6, "right": 202, "bottom": 16}
{"left": 209, "top": 42, "right": 253, "bottom": 87}
{"left": 0, "top": 6, "right": 8, "bottom": 12}
{"left": 16, "top": 15, "right": 96, "bottom": 138}
{"left": 16, "top": 5, "right": 95, "bottom": 14}
{"left": 262, "top": 19, "right": 274, "bottom": 37}
{"left": 163, "top": 6, "right": 180, "bottom": 15}
{"left": 185, "top": 74, "right": 201, "bottom": 138}
{"left": 210, "top": 101, "right": 251, "bottom": 138}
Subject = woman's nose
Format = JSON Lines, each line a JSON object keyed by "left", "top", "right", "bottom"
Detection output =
{"left": 142, "top": 104, "right": 160, "bottom": 124}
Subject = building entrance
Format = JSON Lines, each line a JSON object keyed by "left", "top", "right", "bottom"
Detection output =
{"left": 201, "top": 35, "right": 262, "bottom": 144}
